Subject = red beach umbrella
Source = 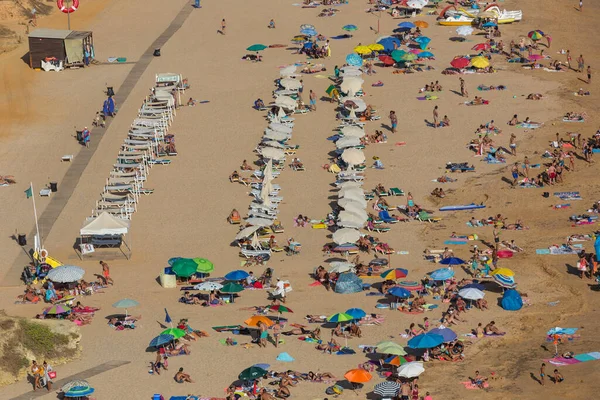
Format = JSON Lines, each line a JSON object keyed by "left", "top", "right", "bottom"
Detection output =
{"left": 472, "top": 43, "right": 491, "bottom": 51}
{"left": 450, "top": 57, "right": 469, "bottom": 69}
{"left": 378, "top": 55, "right": 395, "bottom": 66}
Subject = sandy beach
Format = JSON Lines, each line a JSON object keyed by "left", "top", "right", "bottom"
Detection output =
{"left": 1, "top": 0, "right": 600, "bottom": 399}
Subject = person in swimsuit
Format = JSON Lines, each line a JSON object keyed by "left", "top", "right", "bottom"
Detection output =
{"left": 553, "top": 369, "right": 564, "bottom": 384}
{"left": 540, "top": 363, "right": 546, "bottom": 385}
{"left": 174, "top": 367, "right": 194, "bottom": 383}
{"left": 99, "top": 261, "right": 114, "bottom": 285}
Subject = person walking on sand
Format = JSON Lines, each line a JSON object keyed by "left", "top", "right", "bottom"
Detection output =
{"left": 540, "top": 363, "right": 546, "bottom": 386}
{"left": 546, "top": 34, "right": 552, "bottom": 48}
{"left": 577, "top": 54, "right": 584, "bottom": 72}
{"left": 566, "top": 50, "right": 572, "bottom": 69}
{"left": 220, "top": 19, "right": 226, "bottom": 35}
{"left": 41, "top": 361, "right": 53, "bottom": 391}
{"left": 523, "top": 156, "right": 530, "bottom": 178}
{"left": 579, "top": 0, "right": 583, "bottom": 12}
{"left": 509, "top": 133, "right": 517, "bottom": 155}
{"left": 459, "top": 77, "right": 468, "bottom": 97}
{"left": 273, "top": 321, "right": 281, "bottom": 347}
{"left": 309, "top": 90, "right": 317, "bottom": 111}
{"left": 389, "top": 110, "right": 397, "bottom": 133}
{"left": 433, "top": 105, "right": 439, "bottom": 128}
{"left": 587, "top": 66, "right": 592, "bottom": 83}
{"left": 511, "top": 163, "right": 519, "bottom": 186}
{"left": 100, "top": 261, "right": 114, "bottom": 285}
{"left": 81, "top": 127, "right": 90, "bottom": 148}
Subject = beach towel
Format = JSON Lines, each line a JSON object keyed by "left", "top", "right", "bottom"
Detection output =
{"left": 444, "top": 240, "right": 469, "bottom": 245}
{"left": 554, "top": 192, "right": 582, "bottom": 200}
{"left": 461, "top": 381, "right": 489, "bottom": 389}
{"left": 212, "top": 325, "right": 243, "bottom": 332}
{"left": 219, "top": 338, "right": 237, "bottom": 346}
{"left": 336, "top": 347, "right": 356, "bottom": 355}
{"left": 563, "top": 117, "right": 585, "bottom": 123}
{"left": 516, "top": 123, "right": 542, "bottom": 129}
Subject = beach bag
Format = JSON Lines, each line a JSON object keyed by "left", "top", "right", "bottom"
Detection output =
{"left": 48, "top": 371, "right": 57, "bottom": 379}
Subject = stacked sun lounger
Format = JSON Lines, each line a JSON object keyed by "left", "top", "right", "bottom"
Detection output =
{"left": 87, "top": 72, "right": 186, "bottom": 221}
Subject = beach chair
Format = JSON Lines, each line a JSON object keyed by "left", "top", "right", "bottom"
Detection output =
{"left": 388, "top": 187, "right": 405, "bottom": 196}
{"left": 417, "top": 211, "right": 442, "bottom": 223}
{"left": 378, "top": 210, "right": 398, "bottom": 224}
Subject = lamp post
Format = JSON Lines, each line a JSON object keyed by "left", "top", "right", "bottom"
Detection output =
{"left": 67, "top": 0, "right": 71, "bottom": 29}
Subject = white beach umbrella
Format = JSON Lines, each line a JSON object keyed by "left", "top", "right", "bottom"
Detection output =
{"left": 458, "top": 288, "right": 485, "bottom": 300}
{"left": 339, "top": 191, "right": 366, "bottom": 204}
{"left": 246, "top": 217, "right": 273, "bottom": 227}
{"left": 340, "top": 77, "right": 364, "bottom": 94}
{"left": 332, "top": 228, "right": 361, "bottom": 245}
{"left": 236, "top": 225, "right": 261, "bottom": 240}
{"left": 337, "top": 217, "right": 366, "bottom": 229}
{"left": 251, "top": 232, "right": 263, "bottom": 249}
{"left": 340, "top": 125, "right": 365, "bottom": 138}
{"left": 338, "top": 186, "right": 364, "bottom": 197}
{"left": 260, "top": 147, "right": 285, "bottom": 160}
{"left": 47, "top": 265, "right": 85, "bottom": 283}
{"left": 340, "top": 66, "right": 362, "bottom": 72}
{"left": 280, "top": 65, "right": 297, "bottom": 76}
{"left": 280, "top": 78, "right": 302, "bottom": 90}
{"left": 262, "top": 140, "right": 285, "bottom": 149}
{"left": 275, "top": 96, "right": 297, "bottom": 110}
{"left": 264, "top": 129, "right": 290, "bottom": 141}
{"left": 328, "top": 261, "right": 356, "bottom": 273}
{"left": 397, "top": 362, "right": 425, "bottom": 378}
{"left": 342, "top": 69, "right": 363, "bottom": 78}
{"left": 339, "top": 210, "right": 368, "bottom": 223}
{"left": 338, "top": 197, "right": 367, "bottom": 209}
{"left": 274, "top": 90, "right": 298, "bottom": 97}
{"left": 337, "top": 181, "right": 363, "bottom": 189}
{"left": 336, "top": 136, "right": 362, "bottom": 149}
{"left": 269, "top": 123, "right": 294, "bottom": 134}
{"left": 341, "top": 202, "right": 368, "bottom": 216}
{"left": 260, "top": 160, "right": 274, "bottom": 207}
{"left": 194, "top": 282, "right": 223, "bottom": 291}
{"left": 341, "top": 97, "right": 367, "bottom": 112}
{"left": 456, "top": 26, "right": 474, "bottom": 36}
{"left": 341, "top": 148, "right": 365, "bottom": 165}
{"left": 406, "top": 0, "right": 428, "bottom": 9}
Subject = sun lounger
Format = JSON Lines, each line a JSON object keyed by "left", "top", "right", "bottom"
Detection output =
{"left": 240, "top": 248, "right": 272, "bottom": 258}
{"left": 388, "top": 187, "right": 404, "bottom": 196}
{"left": 418, "top": 211, "right": 442, "bottom": 223}
{"left": 378, "top": 210, "right": 398, "bottom": 224}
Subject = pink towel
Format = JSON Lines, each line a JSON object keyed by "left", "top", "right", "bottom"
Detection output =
{"left": 461, "top": 381, "right": 489, "bottom": 389}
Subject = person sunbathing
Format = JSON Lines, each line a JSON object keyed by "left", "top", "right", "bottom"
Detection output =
{"left": 306, "top": 314, "right": 326, "bottom": 323}
{"left": 484, "top": 321, "right": 505, "bottom": 335}
{"left": 181, "top": 291, "right": 203, "bottom": 305}
{"left": 257, "top": 388, "right": 276, "bottom": 400}
{"left": 577, "top": 88, "right": 590, "bottom": 96}
{"left": 291, "top": 158, "right": 304, "bottom": 169}
{"left": 476, "top": 298, "right": 488, "bottom": 310}
{"left": 440, "top": 115, "right": 450, "bottom": 127}
{"left": 283, "top": 326, "right": 312, "bottom": 336}
{"left": 229, "top": 170, "right": 240, "bottom": 182}
{"left": 228, "top": 209, "right": 241, "bottom": 224}
{"left": 241, "top": 159, "right": 253, "bottom": 170}
{"left": 348, "top": 322, "right": 362, "bottom": 338}
{"left": 472, "top": 371, "right": 487, "bottom": 388}
{"left": 508, "top": 114, "right": 519, "bottom": 126}
{"left": 527, "top": 93, "right": 543, "bottom": 100}
{"left": 316, "top": 337, "right": 341, "bottom": 354}
{"left": 174, "top": 367, "right": 194, "bottom": 383}
{"left": 169, "top": 343, "right": 191, "bottom": 356}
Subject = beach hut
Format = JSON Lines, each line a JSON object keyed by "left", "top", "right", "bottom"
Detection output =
{"left": 28, "top": 28, "right": 94, "bottom": 70}
{"left": 78, "top": 212, "right": 131, "bottom": 259}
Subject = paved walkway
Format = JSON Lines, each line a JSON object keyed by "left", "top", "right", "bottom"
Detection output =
{"left": 9, "top": 360, "right": 130, "bottom": 400}
{"left": 3, "top": 4, "right": 194, "bottom": 286}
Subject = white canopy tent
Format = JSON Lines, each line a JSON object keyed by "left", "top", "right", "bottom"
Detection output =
{"left": 79, "top": 212, "right": 131, "bottom": 259}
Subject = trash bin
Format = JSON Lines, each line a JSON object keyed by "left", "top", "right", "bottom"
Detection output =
{"left": 17, "top": 234, "right": 27, "bottom": 246}
{"left": 49, "top": 182, "right": 58, "bottom": 192}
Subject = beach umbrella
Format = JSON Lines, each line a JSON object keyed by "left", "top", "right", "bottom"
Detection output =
{"left": 194, "top": 281, "right": 223, "bottom": 291}
{"left": 344, "top": 369, "right": 372, "bottom": 383}
{"left": 470, "top": 56, "right": 490, "bottom": 69}
{"left": 368, "top": 43, "right": 384, "bottom": 52}
{"left": 329, "top": 261, "right": 355, "bottom": 273}
{"left": 338, "top": 198, "right": 367, "bottom": 210}
{"left": 193, "top": 258, "right": 214, "bottom": 273}
{"left": 377, "top": 37, "right": 401, "bottom": 52}
{"left": 172, "top": 258, "right": 198, "bottom": 277}
{"left": 342, "top": 98, "right": 367, "bottom": 112}
{"left": 450, "top": 57, "right": 470, "bottom": 69}
{"left": 269, "top": 304, "right": 293, "bottom": 315}
{"left": 482, "top": 21, "right": 497, "bottom": 28}
{"left": 64, "top": 385, "right": 95, "bottom": 398}
{"left": 340, "top": 125, "right": 366, "bottom": 138}
{"left": 391, "top": 49, "right": 407, "bottom": 62}
{"left": 342, "top": 24, "right": 358, "bottom": 31}
{"left": 440, "top": 257, "right": 465, "bottom": 265}
{"left": 239, "top": 366, "right": 268, "bottom": 380}
{"left": 263, "top": 130, "right": 290, "bottom": 141}
{"left": 408, "top": 333, "right": 445, "bottom": 349}
{"left": 338, "top": 211, "right": 368, "bottom": 224}
{"left": 280, "top": 65, "right": 297, "bottom": 76}
{"left": 339, "top": 193, "right": 366, "bottom": 206}
{"left": 61, "top": 380, "right": 93, "bottom": 394}
{"left": 345, "top": 308, "right": 366, "bottom": 320}
{"left": 235, "top": 225, "right": 261, "bottom": 240}
{"left": 225, "top": 270, "right": 249, "bottom": 281}
{"left": 112, "top": 298, "right": 139, "bottom": 317}
{"left": 378, "top": 54, "right": 395, "bottom": 66}
{"left": 398, "top": 281, "right": 423, "bottom": 291}
{"left": 268, "top": 122, "right": 293, "bottom": 134}
{"left": 149, "top": 334, "right": 175, "bottom": 348}
{"left": 528, "top": 30, "right": 544, "bottom": 41}
{"left": 300, "top": 23, "right": 315, "bottom": 30}
{"left": 259, "top": 147, "right": 285, "bottom": 161}
{"left": 472, "top": 43, "right": 491, "bottom": 51}
{"left": 397, "top": 362, "right": 425, "bottom": 378}
{"left": 419, "top": 51, "right": 434, "bottom": 58}
{"left": 327, "top": 312, "right": 354, "bottom": 323}
{"left": 221, "top": 282, "right": 244, "bottom": 293}
{"left": 345, "top": 53, "right": 362, "bottom": 67}
{"left": 388, "top": 287, "right": 411, "bottom": 298}
{"left": 245, "top": 316, "right": 275, "bottom": 327}
{"left": 336, "top": 136, "right": 361, "bottom": 149}
{"left": 341, "top": 148, "right": 365, "bottom": 165}
{"left": 456, "top": 26, "right": 474, "bottom": 36}
{"left": 261, "top": 140, "right": 285, "bottom": 149}
{"left": 274, "top": 96, "right": 297, "bottom": 110}
{"left": 491, "top": 268, "right": 515, "bottom": 277}
{"left": 340, "top": 77, "right": 364, "bottom": 94}
{"left": 406, "top": 0, "right": 427, "bottom": 9}
{"left": 493, "top": 273, "right": 517, "bottom": 288}
{"left": 458, "top": 288, "right": 485, "bottom": 300}
{"left": 337, "top": 217, "right": 366, "bottom": 229}
{"left": 462, "top": 282, "right": 485, "bottom": 290}
{"left": 300, "top": 28, "right": 317, "bottom": 36}
{"left": 332, "top": 228, "right": 361, "bottom": 245}
{"left": 374, "top": 381, "right": 401, "bottom": 397}
{"left": 376, "top": 341, "right": 407, "bottom": 355}
{"left": 340, "top": 202, "right": 367, "bottom": 217}
{"left": 400, "top": 52, "right": 418, "bottom": 61}
{"left": 354, "top": 45, "right": 372, "bottom": 55}
{"left": 430, "top": 268, "right": 454, "bottom": 281}
{"left": 429, "top": 327, "right": 458, "bottom": 342}
{"left": 384, "top": 355, "right": 410, "bottom": 366}
{"left": 380, "top": 268, "right": 408, "bottom": 280}
{"left": 415, "top": 20, "right": 429, "bottom": 28}
{"left": 528, "top": 54, "right": 544, "bottom": 61}
{"left": 160, "top": 328, "right": 186, "bottom": 339}
{"left": 280, "top": 78, "right": 302, "bottom": 90}
{"left": 338, "top": 186, "right": 364, "bottom": 197}
{"left": 398, "top": 21, "right": 415, "bottom": 29}
{"left": 341, "top": 69, "right": 363, "bottom": 78}
{"left": 44, "top": 304, "right": 71, "bottom": 315}
{"left": 245, "top": 217, "right": 273, "bottom": 227}
{"left": 413, "top": 36, "right": 431, "bottom": 50}
{"left": 247, "top": 44, "right": 267, "bottom": 52}
{"left": 46, "top": 265, "right": 85, "bottom": 283}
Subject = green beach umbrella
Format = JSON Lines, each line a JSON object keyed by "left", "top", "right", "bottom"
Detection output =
{"left": 193, "top": 258, "right": 214, "bottom": 273}
{"left": 400, "top": 53, "right": 417, "bottom": 61}
{"left": 172, "top": 258, "right": 198, "bottom": 277}
{"left": 160, "top": 328, "right": 187, "bottom": 339}
{"left": 239, "top": 366, "right": 268, "bottom": 380}
{"left": 327, "top": 312, "right": 354, "bottom": 323}
{"left": 391, "top": 49, "right": 407, "bottom": 62}
{"left": 247, "top": 44, "right": 268, "bottom": 52}
{"left": 376, "top": 340, "right": 407, "bottom": 356}
{"left": 44, "top": 304, "right": 71, "bottom": 315}
{"left": 326, "top": 84, "right": 337, "bottom": 95}
{"left": 221, "top": 282, "right": 244, "bottom": 293}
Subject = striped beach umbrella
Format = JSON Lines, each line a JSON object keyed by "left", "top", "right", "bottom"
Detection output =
{"left": 327, "top": 312, "right": 354, "bottom": 323}
{"left": 374, "top": 381, "right": 400, "bottom": 397}
{"left": 380, "top": 268, "right": 408, "bottom": 280}
{"left": 47, "top": 265, "right": 85, "bottom": 283}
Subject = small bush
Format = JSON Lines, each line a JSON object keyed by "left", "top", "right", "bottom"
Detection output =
{"left": 0, "top": 319, "right": 15, "bottom": 330}
{"left": 19, "top": 320, "right": 70, "bottom": 358}
{"left": 0, "top": 342, "right": 29, "bottom": 376}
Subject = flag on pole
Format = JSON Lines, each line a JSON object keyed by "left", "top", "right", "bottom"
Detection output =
{"left": 164, "top": 308, "right": 172, "bottom": 324}
{"left": 25, "top": 186, "right": 33, "bottom": 199}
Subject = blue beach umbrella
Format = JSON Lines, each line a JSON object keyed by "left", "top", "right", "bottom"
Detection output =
{"left": 482, "top": 21, "right": 497, "bottom": 28}
{"left": 430, "top": 268, "right": 454, "bottom": 281}
{"left": 388, "top": 287, "right": 411, "bottom": 298}
{"left": 418, "top": 51, "right": 434, "bottom": 58}
{"left": 149, "top": 334, "right": 175, "bottom": 348}
{"left": 377, "top": 37, "right": 401, "bottom": 53}
{"left": 343, "top": 24, "right": 358, "bottom": 31}
{"left": 327, "top": 312, "right": 354, "bottom": 323}
{"left": 429, "top": 327, "right": 457, "bottom": 342}
{"left": 345, "top": 308, "right": 367, "bottom": 320}
{"left": 345, "top": 53, "right": 363, "bottom": 66}
{"left": 64, "top": 386, "right": 95, "bottom": 398}
{"left": 414, "top": 36, "right": 431, "bottom": 50}
{"left": 439, "top": 257, "right": 465, "bottom": 265}
{"left": 407, "top": 333, "right": 445, "bottom": 349}
{"left": 398, "top": 21, "right": 416, "bottom": 29}
{"left": 253, "top": 363, "right": 271, "bottom": 370}
{"left": 300, "top": 28, "right": 317, "bottom": 36}
{"left": 303, "top": 42, "right": 314, "bottom": 49}
{"left": 493, "top": 273, "right": 516, "bottom": 288}
{"left": 225, "top": 270, "right": 250, "bottom": 281}
{"left": 462, "top": 283, "right": 485, "bottom": 291}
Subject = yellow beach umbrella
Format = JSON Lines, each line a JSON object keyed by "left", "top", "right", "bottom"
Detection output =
{"left": 367, "top": 43, "right": 384, "bottom": 52}
{"left": 470, "top": 56, "right": 490, "bottom": 69}
{"left": 354, "top": 45, "right": 372, "bottom": 55}
{"left": 415, "top": 21, "right": 429, "bottom": 28}
{"left": 491, "top": 268, "right": 514, "bottom": 277}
